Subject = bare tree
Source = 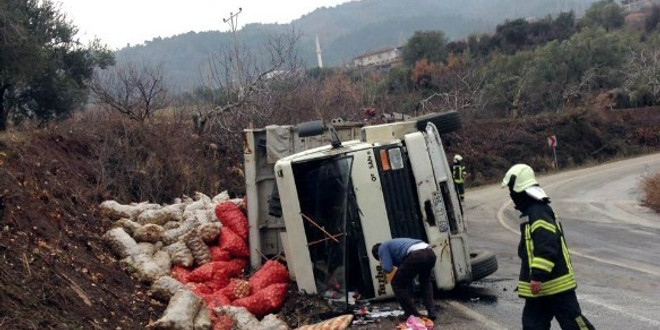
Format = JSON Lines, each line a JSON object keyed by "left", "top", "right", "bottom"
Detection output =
{"left": 91, "top": 61, "right": 169, "bottom": 123}
{"left": 194, "top": 28, "right": 304, "bottom": 134}
{"left": 421, "top": 55, "right": 486, "bottom": 118}
{"left": 623, "top": 43, "right": 660, "bottom": 103}
{"left": 562, "top": 66, "right": 598, "bottom": 109}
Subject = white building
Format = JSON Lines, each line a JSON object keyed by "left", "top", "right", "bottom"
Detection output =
{"left": 351, "top": 47, "right": 403, "bottom": 69}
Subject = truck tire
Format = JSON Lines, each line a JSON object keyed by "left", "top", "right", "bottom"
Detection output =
{"left": 470, "top": 250, "right": 498, "bottom": 281}
{"left": 414, "top": 110, "right": 462, "bottom": 133}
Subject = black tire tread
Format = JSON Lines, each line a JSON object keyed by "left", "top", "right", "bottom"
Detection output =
{"left": 414, "top": 110, "right": 462, "bottom": 133}
{"left": 470, "top": 250, "right": 498, "bottom": 281}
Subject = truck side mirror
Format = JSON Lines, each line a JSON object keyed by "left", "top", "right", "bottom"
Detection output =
{"left": 296, "top": 119, "right": 342, "bottom": 148}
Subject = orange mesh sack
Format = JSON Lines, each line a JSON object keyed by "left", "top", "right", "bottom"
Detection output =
{"left": 225, "top": 258, "right": 247, "bottom": 276}
{"left": 248, "top": 260, "right": 289, "bottom": 292}
{"left": 187, "top": 260, "right": 247, "bottom": 291}
{"left": 187, "top": 261, "right": 239, "bottom": 283}
{"left": 218, "top": 227, "right": 250, "bottom": 258}
{"left": 215, "top": 202, "right": 249, "bottom": 240}
{"left": 185, "top": 282, "right": 213, "bottom": 296}
{"left": 204, "top": 270, "right": 231, "bottom": 291}
{"left": 260, "top": 283, "right": 289, "bottom": 311}
{"left": 205, "top": 291, "right": 232, "bottom": 309}
{"left": 231, "top": 292, "right": 271, "bottom": 317}
{"left": 213, "top": 312, "right": 234, "bottom": 330}
{"left": 220, "top": 279, "right": 251, "bottom": 301}
{"left": 232, "top": 282, "right": 289, "bottom": 317}
{"left": 170, "top": 265, "right": 192, "bottom": 283}
{"left": 209, "top": 246, "right": 232, "bottom": 262}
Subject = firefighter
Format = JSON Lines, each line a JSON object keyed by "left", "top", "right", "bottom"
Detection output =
{"left": 502, "top": 164, "right": 595, "bottom": 330}
{"left": 452, "top": 154, "right": 467, "bottom": 200}
{"left": 371, "top": 238, "right": 438, "bottom": 321}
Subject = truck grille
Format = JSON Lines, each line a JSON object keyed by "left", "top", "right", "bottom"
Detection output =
{"left": 375, "top": 147, "right": 426, "bottom": 240}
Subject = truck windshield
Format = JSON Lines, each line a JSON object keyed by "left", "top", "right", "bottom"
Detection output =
{"left": 292, "top": 155, "right": 369, "bottom": 305}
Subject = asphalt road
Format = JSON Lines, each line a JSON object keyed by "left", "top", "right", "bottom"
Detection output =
{"left": 442, "top": 153, "right": 660, "bottom": 330}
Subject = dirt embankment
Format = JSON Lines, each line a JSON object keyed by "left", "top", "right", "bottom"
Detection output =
{"left": 0, "top": 118, "right": 236, "bottom": 329}
{"left": 0, "top": 129, "right": 160, "bottom": 329}
{"left": 0, "top": 108, "right": 659, "bottom": 329}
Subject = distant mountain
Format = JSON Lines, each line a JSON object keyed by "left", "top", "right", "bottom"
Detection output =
{"left": 115, "top": 0, "right": 598, "bottom": 91}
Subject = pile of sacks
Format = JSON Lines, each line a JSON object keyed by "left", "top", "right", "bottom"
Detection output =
{"left": 101, "top": 192, "right": 289, "bottom": 330}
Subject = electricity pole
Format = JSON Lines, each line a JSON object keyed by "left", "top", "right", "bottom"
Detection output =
{"left": 223, "top": 8, "right": 243, "bottom": 84}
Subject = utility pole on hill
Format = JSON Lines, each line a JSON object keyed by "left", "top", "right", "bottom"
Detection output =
{"left": 223, "top": 8, "right": 243, "bottom": 85}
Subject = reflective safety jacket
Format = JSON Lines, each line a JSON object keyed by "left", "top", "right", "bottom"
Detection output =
{"left": 518, "top": 202, "right": 577, "bottom": 298}
{"left": 452, "top": 164, "right": 466, "bottom": 184}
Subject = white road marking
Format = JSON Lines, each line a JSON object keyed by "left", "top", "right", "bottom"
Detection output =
{"left": 579, "top": 294, "right": 660, "bottom": 327}
{"left": 441, "top": 300, "right": 511, "bottom": 330}
{"left": 497, "top": 200, "right": 660, "bottom": 277}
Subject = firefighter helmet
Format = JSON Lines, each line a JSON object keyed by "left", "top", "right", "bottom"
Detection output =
{"left": 502, "top": 164, "right": 538, "bottom": 193}
{"left": 453, "top": 154, "right": 463, "bottom": 162}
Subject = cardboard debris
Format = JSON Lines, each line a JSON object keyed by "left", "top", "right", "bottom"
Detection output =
{"left": 294, "top": 314, "right": 353, "bottom": 330}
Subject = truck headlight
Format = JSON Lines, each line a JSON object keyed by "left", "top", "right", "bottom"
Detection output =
{"left": 380, "top": 147, "right": 404, "bottom": 171}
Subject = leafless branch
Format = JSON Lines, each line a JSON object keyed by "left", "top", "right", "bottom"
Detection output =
{"left": 194, "top": 29, "right": 304, "bottom": 134}
{"left": 91, "top": 61, "right": 170, "bottom": 123}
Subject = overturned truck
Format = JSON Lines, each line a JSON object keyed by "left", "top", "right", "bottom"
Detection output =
{"left": 244, "top": 111, "right": 497, "bottom": 303}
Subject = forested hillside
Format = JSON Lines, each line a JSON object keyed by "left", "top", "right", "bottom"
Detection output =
{"left": 115, "top": 0, "right": 599, "bottom": 91}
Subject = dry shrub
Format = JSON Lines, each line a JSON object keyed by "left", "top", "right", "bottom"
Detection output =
{"left": 68, "top": 111, "right": 243, "bottom": 204}
{"left": 642, "top": 172, "right": 660, "bottom": 213}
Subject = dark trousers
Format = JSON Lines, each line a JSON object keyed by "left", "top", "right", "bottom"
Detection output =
{"left": 454, "top": 182, "right": 465, "bottom": 199}
{"left": 522, "top": 290, "right": 595, "bottom": 330}
{"left": 391, "top": 248, "right": 436, "bottom": 317}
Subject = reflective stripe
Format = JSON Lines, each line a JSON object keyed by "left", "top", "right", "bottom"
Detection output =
{"left": 519, "top": 219, "right": 578, "bottom": 298}
{"left": 526, "top": 226, "right": 534, "bottom": 274}
{"left": 518, "top": 275, "right": 577, "bottom": 298}
{"left": 518, "top": 274, "right": 577, "bottom": 297}
{"left": 531, "top": 257, "right": 554, "bottom": 272}
{"left": 576, "top": 316, "right": 589, "bottom": 330}
{"left": 558, "top": 222, "right": 575, "bottom": 274}
{"left": 531, "top": 220, "right": 556, "bottom": 234}
{"left": 453, "top": 165, "right": 466, "bottom": 183}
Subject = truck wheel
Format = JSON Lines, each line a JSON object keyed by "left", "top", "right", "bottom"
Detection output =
{"left": 470, "top": 250, "right": 498, "bottom": 281}
{"left": 414, "top": 110, "right": 462, "bottom": 133}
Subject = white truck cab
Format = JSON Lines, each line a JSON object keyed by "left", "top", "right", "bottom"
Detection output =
{"left": 244, "top": 111, "right": 497, "bottom": 302}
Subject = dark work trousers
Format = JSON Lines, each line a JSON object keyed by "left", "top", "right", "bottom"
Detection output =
{"left": 391, "top": 248, "right": 436, "bottom": 317}
{"left": 454, "top": 182, "right": 465, "bottom": 200}
{"left": 522, "top": 290, "right": 595, "bottom": 330}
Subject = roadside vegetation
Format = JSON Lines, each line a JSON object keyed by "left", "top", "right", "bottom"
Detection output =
{"left": 1, "top": 0, "right": 660, "bottom": 328}
{"left": 643, "top": 173, "right": 660, "bottom": 212}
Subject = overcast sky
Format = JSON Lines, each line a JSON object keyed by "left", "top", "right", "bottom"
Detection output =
{"left": 58, "top": 0, "right": 353, "bottom": 50}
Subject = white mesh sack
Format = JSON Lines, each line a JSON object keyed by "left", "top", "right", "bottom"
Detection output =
{"left": 133, "top": 223, "right": 164, "bottom": 243}
{"left": 149, "top": 276, "right": 185, "bottom": 302}
{"left": 183, "top": 229, "right": 211, "bottom": 266}
{"left": 104, "top": 227, "right": 142, "bottom": 259}
{"left": 164, "top": 241, "right": 194, "bottom": 268}
{"left": 149, "top": 289, "right": 202, "bottom": 330}
{"left": 137, "top": 203, "right": 185, "bottom": 225}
